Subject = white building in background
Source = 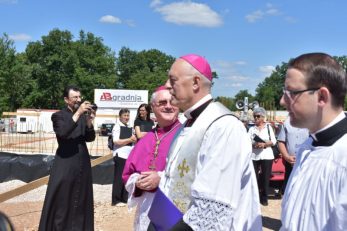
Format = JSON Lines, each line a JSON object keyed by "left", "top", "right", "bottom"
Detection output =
{"left": 5, "top": 109, "right": 58, "bottom": 133}
{"left": 2, "top": 89, "right": 149, "bottom": 134}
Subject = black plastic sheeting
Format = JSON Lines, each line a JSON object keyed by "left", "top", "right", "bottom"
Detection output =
{"left": 0, "top": 152, "right": 113, "bottom": 185}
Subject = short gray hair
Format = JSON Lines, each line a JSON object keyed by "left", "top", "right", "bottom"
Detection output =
{"left": 253, "top": 107, "right": 266, "bottom": 117}
{"left": 150, "top": 92, "right": 157, "bottom": 104}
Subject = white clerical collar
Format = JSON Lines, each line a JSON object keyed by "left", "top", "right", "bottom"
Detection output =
{"left": 311, "top": 111, "right": 346, "bottom": 141}
{"left": 184, "top": 94, "right": 213, "bottom": 119}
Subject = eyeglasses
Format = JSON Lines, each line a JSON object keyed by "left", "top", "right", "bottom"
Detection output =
{"left": 69, "top": 96, "right": 83, "bottom": 100}
{"left": 155, "top": 100, "right": 171, "bottom": 107}
{"left": 253, "top": 115, "right": 262, "bottom": 119}
{"left": 282, "top": 87, "right": 320, "bottom": 101}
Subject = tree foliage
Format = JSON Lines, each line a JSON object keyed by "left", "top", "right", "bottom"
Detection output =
{"left": 116, "top": 47, "right": 175, "bottom": 96}
{"left": 0, "top": 34, "right": 32, "bottom": 114}
{"left": 2, "top": 29, "right": 347, "bottom": 114}
{"left": 255, "top": 62, "right": 288, "bottom": 109}
{"left": 215, "top": 96, "right": 234, "bottom": 110}
{"left": 0, "top": 34, "right": 16, "bottom": 113}
{"left": 234, "top": 90, "right": 254, "bottom": 103}
{"left": 24, "top": 29, "right": 116, "bottom": 109}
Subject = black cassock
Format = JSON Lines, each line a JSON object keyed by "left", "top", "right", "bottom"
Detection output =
{"left": 39, "top": 107, "right": 95, "bottom": 231}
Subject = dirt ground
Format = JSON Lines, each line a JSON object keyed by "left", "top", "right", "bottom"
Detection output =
{"left": 0, "top": 196, "right": 282, "bottom": 231}
{"left": 0, "top": 201, "right": 135, "bottom": 231}
{"left": 0, "top": 133, "right": 282, "bottom": 230}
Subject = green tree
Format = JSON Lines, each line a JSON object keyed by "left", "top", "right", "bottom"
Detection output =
{"left": 25, "top": 29, "right": 116, "bottom": 109}
{"left": 215, "top": 96, "right": 234, "bottom": 110}
{"left": 0, "top": 34, "right": 16, "bottom": 114}
{"left": 116, "top": 48, "right": 219, "bottom": 96}
{"left": 234, "top": 90, "right": 254, "bottom": 102}
{"left": 8, "top": 53, "right": 34, "bottom": 110}
{"left": 334, "top": 56, "right": 347, "bottom": 110}
{"left": 0, "top": 34, "right": 32, "bottom": 114}
{"left": 116, "top": 47, "right": 175, "bottom": 95}
{"left": 255, "top": 62, "right": 288, "bottom": 110}
{"left": 254, "top": 56, "right": 347, "bottom": 110}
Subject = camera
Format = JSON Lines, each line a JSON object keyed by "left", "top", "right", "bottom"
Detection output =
{"left": 90, "top": 103, "right": 98, "bottom": 111}
{"left": 75, "top": 101, "right": 98, "bottom": 115}
{"left": 85, "top": 103, "right": 98, "bottom": 115}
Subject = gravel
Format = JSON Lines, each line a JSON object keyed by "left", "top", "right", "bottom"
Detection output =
{"left": 0, "top": 180, "right": 112, "bottom": 203}
{"left": 0, "top": 180, "right": 282, "bottom": 231}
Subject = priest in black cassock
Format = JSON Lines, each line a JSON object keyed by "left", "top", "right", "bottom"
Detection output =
{"left": 39, "top": 85, "right": 96, "bottom": 231}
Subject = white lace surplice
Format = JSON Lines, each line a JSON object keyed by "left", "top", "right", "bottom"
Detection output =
{"left": 184, "top": 197, "right": 233, "bottom": 230}
{"left": 162, "top": 116, "right": 262, "bottom": 231}
{"left": 281, "top": 135, "right": 347, "bottom": 230}
{"left": 125, "top": 173, "right": 155, "bottom": 231}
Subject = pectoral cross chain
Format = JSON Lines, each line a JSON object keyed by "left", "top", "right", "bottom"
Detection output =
{"left": 149, "top": 123, "right": 179, "bottom": 171}
{"left": 149, "top": 140, "right": 161, "bottom": 170}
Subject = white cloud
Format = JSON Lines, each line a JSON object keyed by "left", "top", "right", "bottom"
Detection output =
{"left": 154, "top": 1, "right": 223, "bottom": 27}
{"left": 225, "top": 75, "right": 249, "bottom": 81}
{"left": 245, "top": 4, "right": 284, "bottom": 23}
{"left": 245, "top": 10, "right": 264, "bottom": 23}
{"left": 258, "top": 65, "right": 275, "bottom": 76}
{"left": 150, "top": 0, "right": 162, "bottom": 8}
{"left": 9, "top": 33, "right": 31, "bottom": 41}
{"left": 213, "top": 60, "right": 250, "bottom": 91}
{"left": 124, "top": 20, "right": 136, "bottom": 27}
{"left": 214, "top": 60, "right": 247, "bottom": 72}
{"left": 99, "top": 15, "right": 122, "bottom": 24}
{"left": 266, "top": 8, "right": 280, "bottom": 15}
{"left": 227, "top": 83, "right": 243, "bottom": 88}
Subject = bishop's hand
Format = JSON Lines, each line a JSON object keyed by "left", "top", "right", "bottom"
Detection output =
{"left": 135, "top": 171, "right": 160, "bottom": 191}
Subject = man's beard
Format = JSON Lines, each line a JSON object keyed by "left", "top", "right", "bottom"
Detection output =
{"left": 73, "top": 102, "right": 81, "bottom": 111}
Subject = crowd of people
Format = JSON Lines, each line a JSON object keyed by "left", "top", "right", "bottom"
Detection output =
{"left": 9, "top": 52, "right": 343, "bottom": 231}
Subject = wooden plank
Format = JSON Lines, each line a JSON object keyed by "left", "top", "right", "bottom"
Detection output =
{"left": 94, "top": 114, "right": 119, "bottom": 118}
{"left": 91, "top": 153, "right": 113, "bottom": 167}
{"left": 0, "top": 154, "right": 113, "bottom": 203}
{"left": 0, "top": 176, "right": 49, "bottom": 203}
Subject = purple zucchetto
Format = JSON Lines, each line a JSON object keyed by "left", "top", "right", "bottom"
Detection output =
{"left": 180, "top": 54, "right": 212, "bottom": 81}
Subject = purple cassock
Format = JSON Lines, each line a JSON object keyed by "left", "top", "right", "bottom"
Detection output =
{"left": 122, "top": 120, "right": 181, "bottom": 186}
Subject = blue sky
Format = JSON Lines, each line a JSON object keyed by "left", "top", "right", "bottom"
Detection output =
{"left": 1, "top": 0, "right": 347, "bottom": 98}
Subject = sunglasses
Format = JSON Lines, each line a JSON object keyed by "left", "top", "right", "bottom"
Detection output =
{"left": 253, "top": 115, "right": 262, "bottom": 119}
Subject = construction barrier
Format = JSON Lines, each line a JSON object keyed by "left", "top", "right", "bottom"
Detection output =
{"left": 0, "top": 153, "right": 113, "bottom": 203}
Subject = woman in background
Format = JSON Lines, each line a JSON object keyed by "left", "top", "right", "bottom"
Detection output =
{"left": 134, "top": 104, "right": 154, "bottom": 139}
{"left": 248, "top": 107, "right": 276, "bottom": 206}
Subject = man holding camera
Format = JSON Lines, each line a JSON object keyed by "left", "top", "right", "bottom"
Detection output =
{"left": 39, "top": 85, "right": 96, "bottom": 231}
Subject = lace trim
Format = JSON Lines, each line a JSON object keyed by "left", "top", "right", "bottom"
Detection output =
{"left": 183, "top": 197, "right": 233, "bottom": 231}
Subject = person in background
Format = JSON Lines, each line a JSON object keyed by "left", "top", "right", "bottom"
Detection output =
{"left": 111, "top": 108, "right": 137, "bottom": 206}
{"left": 9, "top": 119, "right": 14, "bottom": 133}
{"left": 277, "top": 116, "right": 308, "bottom": 194}
{"left": 122, "top": 86, "right": 181, "bottom": 231}
{"left": 248, "top": 107, "right": 276, "bottom": 206}
{"left": 39, "top": 85, "right": 96, "bottom": 231}
{"left": 280, "top": 52, "right": 347, "bottom": 230}
{"left": 134, "top": 104, "right": 154, "bottom": 139}
{"left": 159, "top": 54, "right": 262, "bottom": 230}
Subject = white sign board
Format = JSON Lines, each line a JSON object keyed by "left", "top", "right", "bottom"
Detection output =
{"left": 94, "top": 89, "right": 148, "bottom": 108}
